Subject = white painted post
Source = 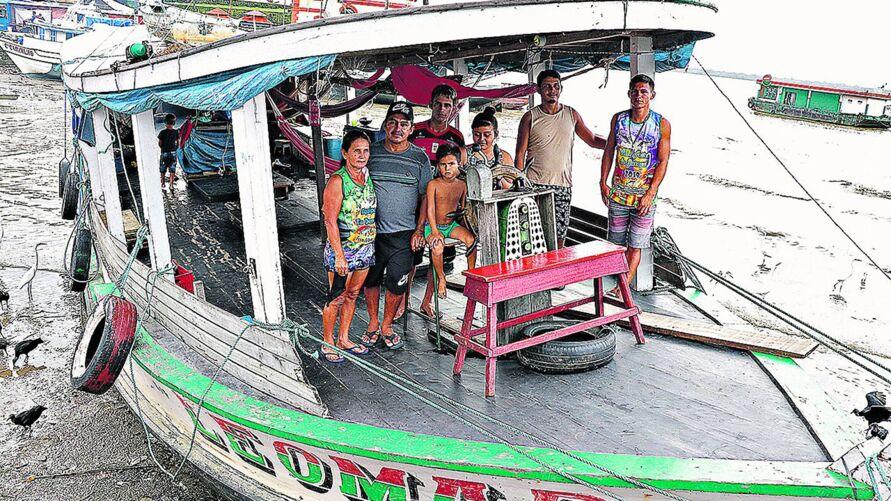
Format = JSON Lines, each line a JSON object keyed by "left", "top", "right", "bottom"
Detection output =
{"left": 345, "top": 85, "right": 356, "bottom": 126}
{"left": 629, "top": 36, "right": 655, "bottom": 78}
{"left": 452, "top": 58, "right": 470, "bottom": 136}
{"left": 629, "top": 35, "right": 655, "bottom": 291}
{"left": 231, "top": 94, "right": 286, "bottom": 323}
{"left": 79, "top": 137, "right": 104, "bottom": 206}
{"left": 131, "top": 109, "right": 173, "bottom": 273}
{"left": 527, "top": 53, "right": 544, "bottom": 111}
{"left": 92, "top": 106, "right": 126, "bottom": 242}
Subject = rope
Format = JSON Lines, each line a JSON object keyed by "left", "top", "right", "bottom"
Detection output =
{"left": 692, "top": 55, "right": 891, "bottom": 284}
{"left": 864, "top": 454, "right": 891, "bottom": 500}
{"left": 109, "top": 112, "right": 143, "bottom": 224}
{"left": 281, "top": 323, "right": 688, "bottom": 500}
{"left": 652, "top": 230, "right": 891, "bottom": 388}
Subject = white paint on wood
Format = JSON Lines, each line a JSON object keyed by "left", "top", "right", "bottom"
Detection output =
{"left": 629, "top": 35, "right": 655, "bottom": 78}
{"left": 92, "top": 106, "right": 126, "bottom": 242}
{"left": 63, "top": 2, "right": 715, "bottom": 93}
{"left": 452, "top": 58, "right": 470, "bottom": 136}
{"left": 231, "top": 94, "right": 287, "bottom": 323}
{"left": 132, "top": 109, "right": 173, "bottom": 273}
{"left": 78, "top": 138, "right": 104, "bottom": 206}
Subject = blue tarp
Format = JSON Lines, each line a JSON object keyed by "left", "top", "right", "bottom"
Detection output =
{"left": 75, "top": 55, "right": 335, "bottom": 114}
{"left": 178, "top": 127, "right": 236, "bottom": 175}
{"left": 611, "top": 42, "right": 696, "bottom": 73}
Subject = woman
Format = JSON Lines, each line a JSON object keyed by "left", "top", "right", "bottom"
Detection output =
{"left": 319, "top": 130, "right": 376, "bottom": 363}
{"left": 465, "top": 106, "right": 515, "bottom": 190}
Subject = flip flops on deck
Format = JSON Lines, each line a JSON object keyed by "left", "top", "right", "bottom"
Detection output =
{"left": 382, "top": 332, "right": 404, "bottom": 350}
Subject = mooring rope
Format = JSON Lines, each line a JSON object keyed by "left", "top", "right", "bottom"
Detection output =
{"left": 692, "top": 55, "right": 891, "bottom": 285}
{"left": 652, "top": 229, "right": 891, "bottom": 388}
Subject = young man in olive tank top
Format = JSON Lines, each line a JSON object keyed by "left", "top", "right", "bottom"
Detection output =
{"left": 515, "top": 70, "right": 607, "bottom": 249}
{"left": 600, "top": 74, "right": 672, "bottom": 292}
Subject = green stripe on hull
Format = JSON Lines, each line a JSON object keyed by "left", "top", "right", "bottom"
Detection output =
{"left": 92, "top": 284, "right": 872, "bottom": 498}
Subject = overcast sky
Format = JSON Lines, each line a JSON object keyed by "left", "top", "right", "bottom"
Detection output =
{"left": 693, "top": 0, "right": 890, "bottom": 88}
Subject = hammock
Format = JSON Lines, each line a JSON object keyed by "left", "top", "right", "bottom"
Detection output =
{"left": 266, "top": 93, "right": 340, "bottom": 176}
{"left": 269, "top": 88, "right": 376, "bottom": 118}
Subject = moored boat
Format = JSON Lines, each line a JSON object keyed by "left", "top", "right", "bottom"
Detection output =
{"left": 57, "top": 1, "right": 888, "bottom": 499}
{"left": 748, "top": 74, "right": 891, "bottom": 130}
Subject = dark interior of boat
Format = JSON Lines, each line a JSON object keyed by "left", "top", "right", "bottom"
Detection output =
{"left": 111, "top": 169, "right": 828, "bottom": 463}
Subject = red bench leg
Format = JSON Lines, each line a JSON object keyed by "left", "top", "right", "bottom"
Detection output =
{"left": 484, "top": 304, "right": 498, "bottom": 397}
{"left": 595, "top": 277, "right": 604, "bottom": 317}
{"left": 618, "top": 273, "right": 646, "bottom": 344}
{"left": 453, "top": 299, "right": 476, "bottom": 375}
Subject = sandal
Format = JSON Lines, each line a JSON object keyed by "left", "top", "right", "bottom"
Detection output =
{"left": 382, "top": 332, "right": 404, "bottom": 350}
{"left": 343, "top": 344, "right": 369, "bottom": 356}
{"left": 360, "top": 330, "right": 381, "bottom": 348}
{"left": 318, "top": 347, "right": 345, "bottom": 364}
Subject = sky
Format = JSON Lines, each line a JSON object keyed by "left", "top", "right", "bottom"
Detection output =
{"left": 693, "top": 0, "right": 891, "bottom": 88}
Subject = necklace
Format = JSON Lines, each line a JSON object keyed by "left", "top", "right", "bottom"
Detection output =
{"left": 627, "top": 111, "right": 650, "bottom": 150}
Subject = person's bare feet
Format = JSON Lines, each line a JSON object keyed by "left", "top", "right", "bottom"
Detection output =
{"left": 420, "top": 302, "right": 435, "bottom": 318}
{"left": 606, "top": 286, "right": 621, "bottom": 298}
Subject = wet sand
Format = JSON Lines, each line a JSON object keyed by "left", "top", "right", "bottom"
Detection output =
{"left": 0, "top": 52, "right": 218, "bottom": 500}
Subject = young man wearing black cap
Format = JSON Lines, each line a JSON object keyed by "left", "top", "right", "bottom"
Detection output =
{"left": 362, "top": 101, "right": 431, "bottom": 350}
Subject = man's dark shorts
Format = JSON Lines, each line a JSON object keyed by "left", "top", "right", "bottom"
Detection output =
{"left": 364, "top": 230, "right": 420, "bottom": 295}
{"left": 159, "top": 152, "right": 177, "bottom": 174}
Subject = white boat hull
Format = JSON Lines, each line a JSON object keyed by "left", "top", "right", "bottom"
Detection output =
{"left": 0, "top": 36, "right": 61, "bottom": 78}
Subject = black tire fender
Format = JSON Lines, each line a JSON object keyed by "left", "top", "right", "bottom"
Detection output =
{"left": 58, "top": 158, "right": 70, "bottom": 198}
{"left": 61, "top": 171, "right": 79, "bottom": 220}
{"left": 517, "top": 320, "right": 616, "bottom": 374}
{"left": 68, "top": 228, "right": 92, "bottom": 292}
{"left": 70, "top": 296, "right": 138, "bottom": 394}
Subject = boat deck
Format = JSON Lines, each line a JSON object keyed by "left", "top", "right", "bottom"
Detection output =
{"left": 124, "top": 174, "right": 827, "bottom": 462}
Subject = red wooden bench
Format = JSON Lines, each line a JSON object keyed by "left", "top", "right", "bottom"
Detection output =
{"left": 453, "top": 240, "right": 645, "bottom": 397}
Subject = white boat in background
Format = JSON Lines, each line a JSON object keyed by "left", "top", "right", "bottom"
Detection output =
{"left": 0, "top": 0, "right": 136, "bottom": 78}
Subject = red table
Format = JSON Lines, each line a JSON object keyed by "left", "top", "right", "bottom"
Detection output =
{"left": 453, "top": 240, "right": 645, "bottom": 397}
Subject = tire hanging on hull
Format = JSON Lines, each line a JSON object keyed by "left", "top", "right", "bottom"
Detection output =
{"left": 70, "top": 296, "right": 138, "bottom": 394}
{"left": 68, "top": 228, "right": 92, "bottom": 292}
{"left": 60, "top": 171, "right": 79, "bottom": 220}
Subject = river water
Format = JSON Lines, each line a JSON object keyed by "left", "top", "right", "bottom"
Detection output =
{"left": 1, "top": 49, "right": 890, "bottom": 498}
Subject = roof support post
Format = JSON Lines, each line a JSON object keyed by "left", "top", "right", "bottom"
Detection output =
{"left": 309, "top": 89, "right": 328, "bottom": 241}
{"left": 232, "top": 94, "right": 286, "bottom": 323}
{"left": 452, "top": 58, "right": 470, "bottom": 134}
{"left": 79, "top": 136, "right": 104, "bottom": 206}
{"left": 92, "top": 106, "right": 126, "bottom": 243}
{"left": 629, "top": 35, "right": 654, "bottom": 291}
{"left": 131, "top": 109, "right": 172, "bottom": 274}
{"left": 527, "top": 52, "right": 544, "bottom": 110}
{"left": 629, "top": 36, "right": 655, "bottom": 79}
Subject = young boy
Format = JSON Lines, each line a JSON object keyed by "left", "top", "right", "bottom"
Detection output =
{"left": 421, "top": 145, "right": 477, "bottom": 317}
{"left": 157, "top": 113, "right": 179, "bottom": 189}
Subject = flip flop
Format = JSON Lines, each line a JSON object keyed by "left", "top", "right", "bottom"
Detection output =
{"left": 317, "top": 348, "right": 345, "bottom": 364}
{"left": 360, "top": 330, "right": 381, "bottom": 348}
{"left": 382, "top": 332, "right": 404, "bottom": 350}
{"left": 343, "top": 344, "right": 369, "bottom": 356}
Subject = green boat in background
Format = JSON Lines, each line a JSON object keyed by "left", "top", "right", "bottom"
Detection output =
{"left": 749, "top": 74, "right": 891, "bottom": 130}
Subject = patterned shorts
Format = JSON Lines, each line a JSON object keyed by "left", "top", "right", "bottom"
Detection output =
{"left": 607, "top": 200, "right": 656, "bottom": 249}
{"left": 535, "top": 183, "right": 572, "bottom": 241}
{"left": 323, "top": 242, "right": 375, "bottom": 272}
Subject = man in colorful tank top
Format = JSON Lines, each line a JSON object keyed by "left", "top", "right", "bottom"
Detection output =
{"left": 516, "top": 69, "right": 606, "bottom": 248}
{"left": 600, "top": 74, "right": 672, "bottom": 289}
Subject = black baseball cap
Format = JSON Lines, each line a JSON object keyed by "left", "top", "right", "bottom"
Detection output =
{"left": 385, "top": 101, "right": 414, "bottom": 122}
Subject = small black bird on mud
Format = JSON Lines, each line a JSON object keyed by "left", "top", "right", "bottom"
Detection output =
{"left": 0, "top": 288, "right": 9, "bottom": 310}
{"left": 12, "top": 337, "right": 43, "bottom": 367}
{"left": 853, "top": 391, "right": 891, "bottom": 440}
{"left": 8, "top": 405, "right": 47, "bottom": 435}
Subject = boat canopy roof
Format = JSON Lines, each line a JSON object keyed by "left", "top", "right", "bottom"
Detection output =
{"left": 63, "top": 0, "right": 716, "bottom": 96}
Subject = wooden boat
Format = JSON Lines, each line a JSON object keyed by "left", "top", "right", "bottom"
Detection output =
{"left": 748, "top": 74, "right": 891, "bottom": 130}
{"left": 61, "top": 1, "right": 884, "bottom": 498}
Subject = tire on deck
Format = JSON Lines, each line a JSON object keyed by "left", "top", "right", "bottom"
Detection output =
{"left": 517, "top": 320, "right": 616, "bottom": 374}
{"left": 60, "top": 171, "right": 79, "bottom": 220}
{"left": 67, "top": 228, "right": 92, "bottom": 292}
{"left": 70, "top": 296, "right": 138, "bottom": 394}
